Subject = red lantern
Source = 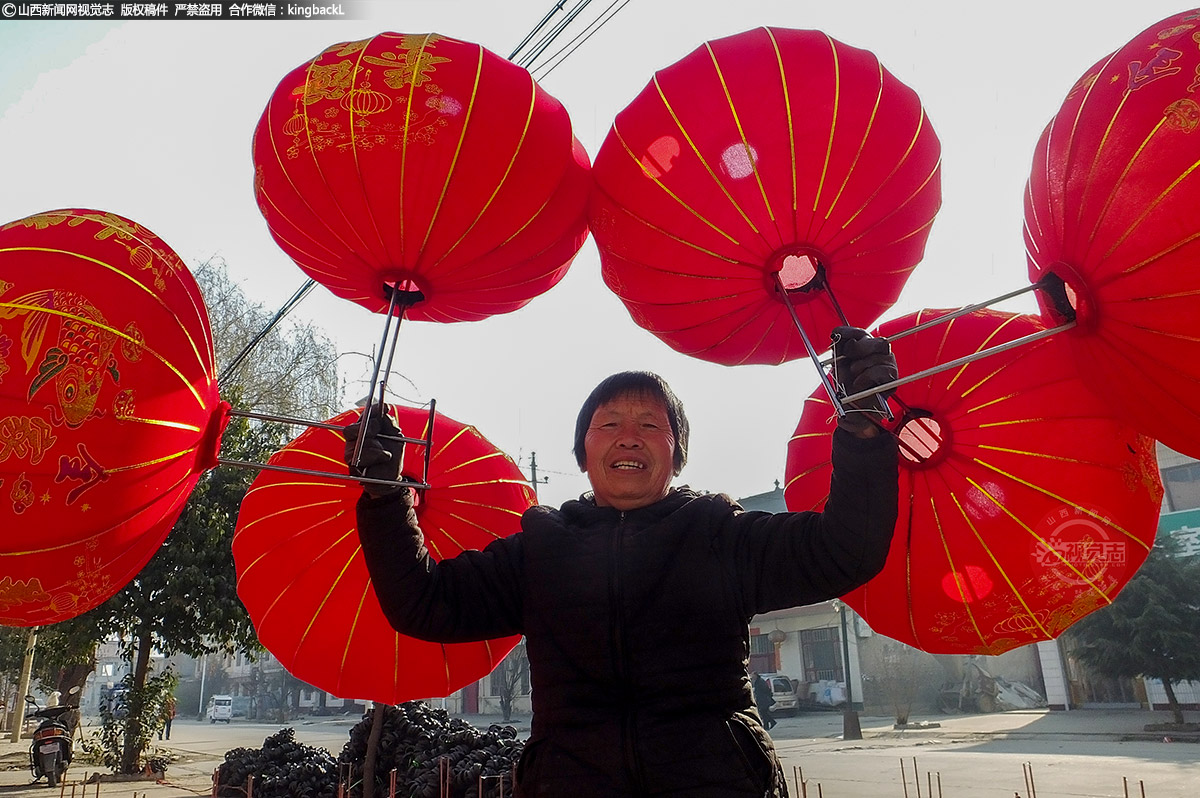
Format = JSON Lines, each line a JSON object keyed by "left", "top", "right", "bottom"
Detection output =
{"left": 253, "top": 32, "right": 591, "bottom": 323}
{"left": 1025, "top": 9, "right": 1200, "bottom": 457}
{"left": 785, "top": 310, "right": 1162, "bottom": 655}
{"left": 590, "top": 27, "right": 941, "bottom": 365}
{"left": 0, "top": 209, "right": 226, "bottom": 626}
{"left": 233, "top": 405, "right": 533, "bottom": 703}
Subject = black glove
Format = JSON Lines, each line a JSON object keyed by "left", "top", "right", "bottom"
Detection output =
{"left": 342, "top": 407, "right": 404, "bottom": 497}
{"left": 831, "top": 326, "right": 898, "bottom": 436}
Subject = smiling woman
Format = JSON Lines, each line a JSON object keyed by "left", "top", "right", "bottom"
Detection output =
{"left": 348, "top": 353, "right": 900, "bottom": 797}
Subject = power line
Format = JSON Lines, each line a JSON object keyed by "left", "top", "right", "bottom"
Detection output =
{"left": 219, "top": 278, "right": 317, "bottom": 385}
{"left": 532, "top": 0, "right": 632, "bottom": 82}
{"left": 508, "top": 0, "right": 569, "bottom": 61}
{"left": 516, "top": 0, "right": 593, "bottom": 69}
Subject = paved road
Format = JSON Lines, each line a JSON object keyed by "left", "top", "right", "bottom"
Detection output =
{"left": 0, "top": 710, "right": 1195, "bottom": 797}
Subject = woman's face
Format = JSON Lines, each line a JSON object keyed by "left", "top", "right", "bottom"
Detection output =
{"left": 583, "top": 393, "right": 676, "bottom": 511}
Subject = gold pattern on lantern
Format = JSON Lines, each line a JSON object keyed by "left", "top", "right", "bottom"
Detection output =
{"left": 340, "top": 70, "right": 392, "bottom": 116}
{"left": 364, "top": 40, "right": 451, "bottom": 90}
{"left": 10, "top": 471, "right": 34, "bottom": 514}
{"left": 112, "top": 389, "right": 135, "bottom": 421}
{"left": 120, "top": 322, "right": 143, "bottom": 362}
{"left": 0, "top": 576, "right": 50, "bottom": 616}
{"left": 1164, "top": 98, "right": 1200, "bottom": 132}
{"left": 398, "top": 33, "right": 445, "bottom": 50}
{"left": 54, "top": 540, "right": 112, "bottom": 618}
{"left": 1, "top": 290, "right": 121, "bottom": 428}
{"left": 0, "top": 415, "right": 57, "bottom": 465}
{"left": 1158, "top": 24, "right": 1196, "bottom": 39}
{"left": 296, "top": 60, "right": 355, "bottom": 105}
{"left": 283, "top": 101, "right": 306, "bottom": 136}
{"left": 327, "top": 38, "right": 371, "bottom": 57}
{"left": 125, "top": 244, "right": 166, "bottom": 291}
{"left": 1121, "top": 433, "right": 1166, "bottom": 498}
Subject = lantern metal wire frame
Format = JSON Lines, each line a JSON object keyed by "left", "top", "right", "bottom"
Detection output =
{"left": 793, "top": 275, "right": 1079, "bottom": 423}
{"left": 217, "top": 283, "right": 435, "bottom": 493}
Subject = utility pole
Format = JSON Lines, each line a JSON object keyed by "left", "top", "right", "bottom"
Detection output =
{"left": 9, "top": 627, "right": 36, "bottom": 743}
{"left": 197, "top": 655, "right": 207, "bottom": 720}
{"left": 528, "top": 452, "right": 549, "bottom": 499}
{"left": 836, "top": 602, "right": 863, "bottom": 740}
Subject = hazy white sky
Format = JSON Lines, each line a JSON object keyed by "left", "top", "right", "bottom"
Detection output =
{"left": 0, "top": 1, "right": 1191, "bottom": 507}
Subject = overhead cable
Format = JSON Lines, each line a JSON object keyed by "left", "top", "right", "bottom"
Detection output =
{"left": 532, "top": 0, "right": 632, "bottom": 81}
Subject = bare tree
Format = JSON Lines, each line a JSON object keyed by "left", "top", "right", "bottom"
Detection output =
{"left": 494, "top": 643, "right": 529, "bottom": 722}
{"left": 194, "top": 257, "right": 341, "bottom": 420}
{"left": 867, "top": 640, "right": 921, "bottom": 725}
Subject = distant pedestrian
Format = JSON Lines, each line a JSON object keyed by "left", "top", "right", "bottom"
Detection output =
{"left": 158, "top": 696, "right": 176, "bottom": 740}
{"left": 753, "top": 673, "right": 778, "bottom": 730}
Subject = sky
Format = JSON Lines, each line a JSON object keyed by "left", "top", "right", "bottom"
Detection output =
{"left": 0, "top": 1, "right": 1193, "bottom": 508}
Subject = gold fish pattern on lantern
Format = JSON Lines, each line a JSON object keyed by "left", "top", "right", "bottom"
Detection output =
{"left": 0, "top": 289, "right": 122, "bottom": 428}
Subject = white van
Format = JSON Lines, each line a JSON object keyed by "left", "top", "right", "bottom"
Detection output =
{"left": 207, "top": 695, "right": 233, "bottom": 723}
{"left": 762, "top": 674, "right": 800, "bottom": 713}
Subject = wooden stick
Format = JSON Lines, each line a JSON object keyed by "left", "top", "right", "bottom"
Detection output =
{"left": 1124, "top": 776, "right": 1129, "bottom": 798}
{"left": 937, "top": 772, "right": 943, "bottom": 798}
{"left": 899, "top": 758, "right": 910, "bottom": 798}
{"left": 1140, "top": 780, "right": 1146, "bottom": 798}
{"left": 914, "top": 757, "right": 922, "bottom": 798}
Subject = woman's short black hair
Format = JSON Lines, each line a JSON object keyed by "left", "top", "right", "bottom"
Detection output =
{"left": 573, "top": 371, "right": 689, "bottom": 474}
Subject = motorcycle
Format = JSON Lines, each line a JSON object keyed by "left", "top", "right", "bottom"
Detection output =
{"left": 25, "top": 689, "right": 77, "bottom": 788}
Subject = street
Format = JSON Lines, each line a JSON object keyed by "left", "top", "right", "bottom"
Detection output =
{"left": 2, "top": 710, "right": 1197, "bottom": 798}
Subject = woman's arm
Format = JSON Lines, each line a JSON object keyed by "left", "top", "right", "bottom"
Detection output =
{"left": 356, "top": 489, "right": 525, "bottom": 642}
{"left": 728, "top": 427, "right": 899, "bottom": 614}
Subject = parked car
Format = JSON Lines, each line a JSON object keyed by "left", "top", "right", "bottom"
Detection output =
{"left": 207, "top": 695, "right": 233, "bottom": 723}
{"left": 761, "top": 674, "right": 800, "bottom": 714}
{"left": 100, "top": 687, "right": 128, "bottom": 720}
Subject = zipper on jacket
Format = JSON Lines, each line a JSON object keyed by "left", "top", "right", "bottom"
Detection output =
{"left": 608, "top": 511, "right": 642, "bottom": 791}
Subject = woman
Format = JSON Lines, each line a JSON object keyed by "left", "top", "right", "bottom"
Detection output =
{"left": 346, "top": 328, "right": 898, "bottom": 797}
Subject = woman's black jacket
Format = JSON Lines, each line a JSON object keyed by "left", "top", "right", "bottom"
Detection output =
{"left": 357, "top": 427, "right": 898, "bottom": 797}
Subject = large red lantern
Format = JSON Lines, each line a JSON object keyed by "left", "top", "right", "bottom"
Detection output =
{"left": 1025, "top": 8, "right": 1200, "bottom": 457}
{"left": 590, "top": 27, "right": 941, "bottom": 365}
{"left": 233, "top": 405, "right": 533, "bottom": 703}
{"left": 253, "top": 32, "right": 591, "bottom": 323}
{"left": 785, "top": 310, "right": 1162, "bottom": 655}
{"left": 0, "top": 209, "right": 226, "bottom": 626}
